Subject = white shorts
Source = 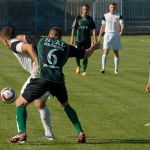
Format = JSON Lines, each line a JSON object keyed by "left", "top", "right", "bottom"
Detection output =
{"left": 21, "top": 76, "right": 51, "bottom": 102}
{"left": 103, "top": 32, "right": 122, "bottom": 50}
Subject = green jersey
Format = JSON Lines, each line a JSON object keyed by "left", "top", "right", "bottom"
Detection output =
{"left": 36, "top": 37, "right": 69, "bottom": 83}
{"left": 36, "top": 37, "right": 85, "bottom": 83}
{"left": 72, "top": 15, "right": 96, "bottom": 43}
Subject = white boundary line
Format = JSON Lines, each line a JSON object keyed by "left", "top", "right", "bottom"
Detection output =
{"left": 140, "top": 40, "right": 150, "bottom": 43}
{"left": 145, "top": 123, "right": 150, "bottom": 126}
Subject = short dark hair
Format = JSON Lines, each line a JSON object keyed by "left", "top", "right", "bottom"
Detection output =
{"left": 81, "top": 3, "right": 90, "bottom": 9}
{"left": 0, "top": 27, "right": 15, "bottom": 39}
{"left": 49, "top": 27, "right": 62, "bottom": 38}
{"left": 109, "top": 2, "right": 117, "bottom": 7}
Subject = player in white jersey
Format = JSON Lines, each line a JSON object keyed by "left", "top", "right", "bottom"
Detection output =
{"left": 98, "top": 2, "right": 125, "bottom": 74}
{"left": 0, "top": 27, "right": 54, "bottom": 140}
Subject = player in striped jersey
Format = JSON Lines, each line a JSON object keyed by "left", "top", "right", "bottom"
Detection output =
{"left": 70, "top": 3, "right": 97, "bottom": 77}
{"left": 8, "top": 27, "right": 99, "bottom": 144}
{"left": 0, "top": 27, "right": 54, "bottom": 140}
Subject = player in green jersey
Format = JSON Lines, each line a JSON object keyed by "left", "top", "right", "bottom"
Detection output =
{"left": 9, "top": 27, "right": 99, "bottom": 144}
{"left": 70, "top": 3, "right": 97, "bottom": 77}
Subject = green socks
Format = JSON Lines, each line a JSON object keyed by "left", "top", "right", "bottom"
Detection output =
{"left": 16, "top": 106, "right": 27, "bottom": 134}
{"left": 82, "top": 58, "right": 88, "bottom": 72}
{"left": 76, "top": 58, "right": 88, "bottom": 72}
{"left": 64, "top": 105, "right": 83, "bottom": 134}
{"left": 76, "top": 58, "right": 81, "bottom": 68}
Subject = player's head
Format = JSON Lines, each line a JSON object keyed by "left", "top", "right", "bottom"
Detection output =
{"left": 48, "top": 27, "right": 62, "bottom": 39}
{"left": 109, "top": 2, "right": 117, "bottom": 14}
{"left": 0, "top": 27, "right": 15, "bottom": 47}
{"left": 81, "top": 3, "right": 89, "bottom": 17}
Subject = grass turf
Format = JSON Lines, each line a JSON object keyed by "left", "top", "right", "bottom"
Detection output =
{"left": 0, "top": 36, "right": 150, "bottom": 149}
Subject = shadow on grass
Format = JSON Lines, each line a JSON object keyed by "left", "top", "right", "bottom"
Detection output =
{"left": 86, "top": 138, "right": 150, "bottom": 144}
{"left": 15, "top": 138, "right": 150, "bottom": 145}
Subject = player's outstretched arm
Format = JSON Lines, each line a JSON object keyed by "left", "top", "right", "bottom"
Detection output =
{"left": 21, "top": 43, "right": 39, "bottom": 75}
{"left": 84, "top": 42, "right": 100, "bottom": 58}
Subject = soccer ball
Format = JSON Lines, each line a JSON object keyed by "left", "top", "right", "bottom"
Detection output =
{"left": 0, "top": 87, "right": 16, "bottom": 104}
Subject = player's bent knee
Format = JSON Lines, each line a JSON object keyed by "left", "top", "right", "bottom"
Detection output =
{"left": 34, "top": 100, "right": 46, "bottom": 109}
{"left": 103, "top": 49, "right": 109, "bottom": 55}
{"left": 15, "top": 95, "right": 29, "bottom": 107}
{"left": 61, "top": 102, "right": 69, "bottom": 108}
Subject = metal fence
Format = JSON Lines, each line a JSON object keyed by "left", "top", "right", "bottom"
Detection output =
{"left": 0, "top": 0, "right": 150, "bottom": 34}
{"left": 123, "top": 0, "right": 150, "bottom": 33}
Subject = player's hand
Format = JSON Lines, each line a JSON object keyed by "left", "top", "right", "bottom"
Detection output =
{"left": 70, "top": 41, "right": 74, "bottom": 45}
{"left": 91, "top": 42, "right": 101, "bottom": 50}
{"left": 34, "top": 64, "right": 39, "bottom": 77}
{"left": 0, "top": 93, "right": 2, "bottom": 101}
{"left": 119, "top": 32, "right": 123, "bottom": 36}
{"left": 146, "top": 84, "right": 150, "bottom": 92}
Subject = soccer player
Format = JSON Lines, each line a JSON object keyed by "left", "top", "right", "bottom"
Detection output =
{"left": 7, "top": 27, "right": 99, "bottom": 144}
{"left": 0, "top": 27, "right": 54, "bottom": 140}
{"left": 146, "top": 70, "right": 150, "bottom": 92}
{"left": 70, "top": 3, "right": 97, "bottom": 77}
{"left": 98, "top": 2, "right": 125, "bottom": 74}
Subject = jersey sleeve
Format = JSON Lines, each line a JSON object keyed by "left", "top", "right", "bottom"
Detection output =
{"left": 90, "top": 17, "right": 96, "bottom": 30}
{"left": 71, "top": 16, "right": 81, "bottom": 29}
{"left": 68, "top": 45, "right": 85, "bottom": 58}
{"left": 119, "top": 15, "right": 124, "bottom": 24}
{"left": 25, "top": 35, "right": 41, "bottom": 48}
{"left": 72, "top": 18, "right": 77, "bottom": 29}
{"left": 10, "top": 41, "right": 24, "bottom": 53}
{"left": 101, "top": 15, "right": 106, "bottom": 25}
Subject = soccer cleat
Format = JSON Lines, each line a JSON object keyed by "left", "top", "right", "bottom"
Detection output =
{"left": 114, "top": 69, "right": 118, "bottom": 74}
{"left": 81, "top": 72, "right": 86, "bottom": 77}
{"left": 75, "top": 67, "right": 80, "bottom": 75}
{"left": 10, "top": 133, "right": 27, "bottom": 144}
{"left": 78, "top": 132, "right": 86, "bottom": 144}
{"left": 101, "top": 69, "right": 105, "bottom": 73}
{"left": 44, "top": 135, "right": 54, "bottom": 141}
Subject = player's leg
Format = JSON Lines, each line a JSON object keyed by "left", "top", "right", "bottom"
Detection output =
{"left": 75, "top": 42, "right": 81, "bottom": 75}
{"left": 81, "top": 58, "right": 88, "bottom": 76}
{"left": 101, "top": 33, "right": 111, "bottom": 73}
{"left": 63, "top": 102, "right": 86, "bottom": 143}
{"left": 34, "top": 91, "right": 54, "bottom": 140}
{"left": 112, "top": 34, "right": 122, "bottom": 74}
{"left": 76, "top": 58, "right": 81, "bottom": 74}
{"left": 10, "top": 96, "right": 29, "bottom": 143}
{"left": 50, "top": 82, "right": 85, "bottom": 143}
{"left": 10, "top": 78, "right": 48, "bottom": 143}
{"left": 113, "top": 50, "right": 119, "bottom": 74}
{"left": 21, "top": 76, "right": 53, "bottom": 140}
{"left": 81, "top": 42, "right": 90, "bottom": 77}
{"left": 101, "top": 48, "right": 109, "bottom": 73}
{"left": 10, "top": 77, "right": 31, "bottom": 143}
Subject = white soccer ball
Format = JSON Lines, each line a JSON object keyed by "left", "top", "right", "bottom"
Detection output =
{"left": 0, "top": 87, "right": 16, "bottom": 104}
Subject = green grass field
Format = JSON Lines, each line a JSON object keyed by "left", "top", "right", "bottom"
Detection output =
{"left": 1, "top": 36, "right": 150, "bottom": 150}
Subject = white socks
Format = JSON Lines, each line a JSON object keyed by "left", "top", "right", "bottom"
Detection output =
{"left": 114, "top": 56, "right": 119, "bottom": 70}
{"left": 102, "top": 54, "right": 107, "bottom": 70}
{"left": 39, "top": 106, "right": 52, "bottom": 137}
{"left": 102, "top": 54, "right": 119, "bottom": 71}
